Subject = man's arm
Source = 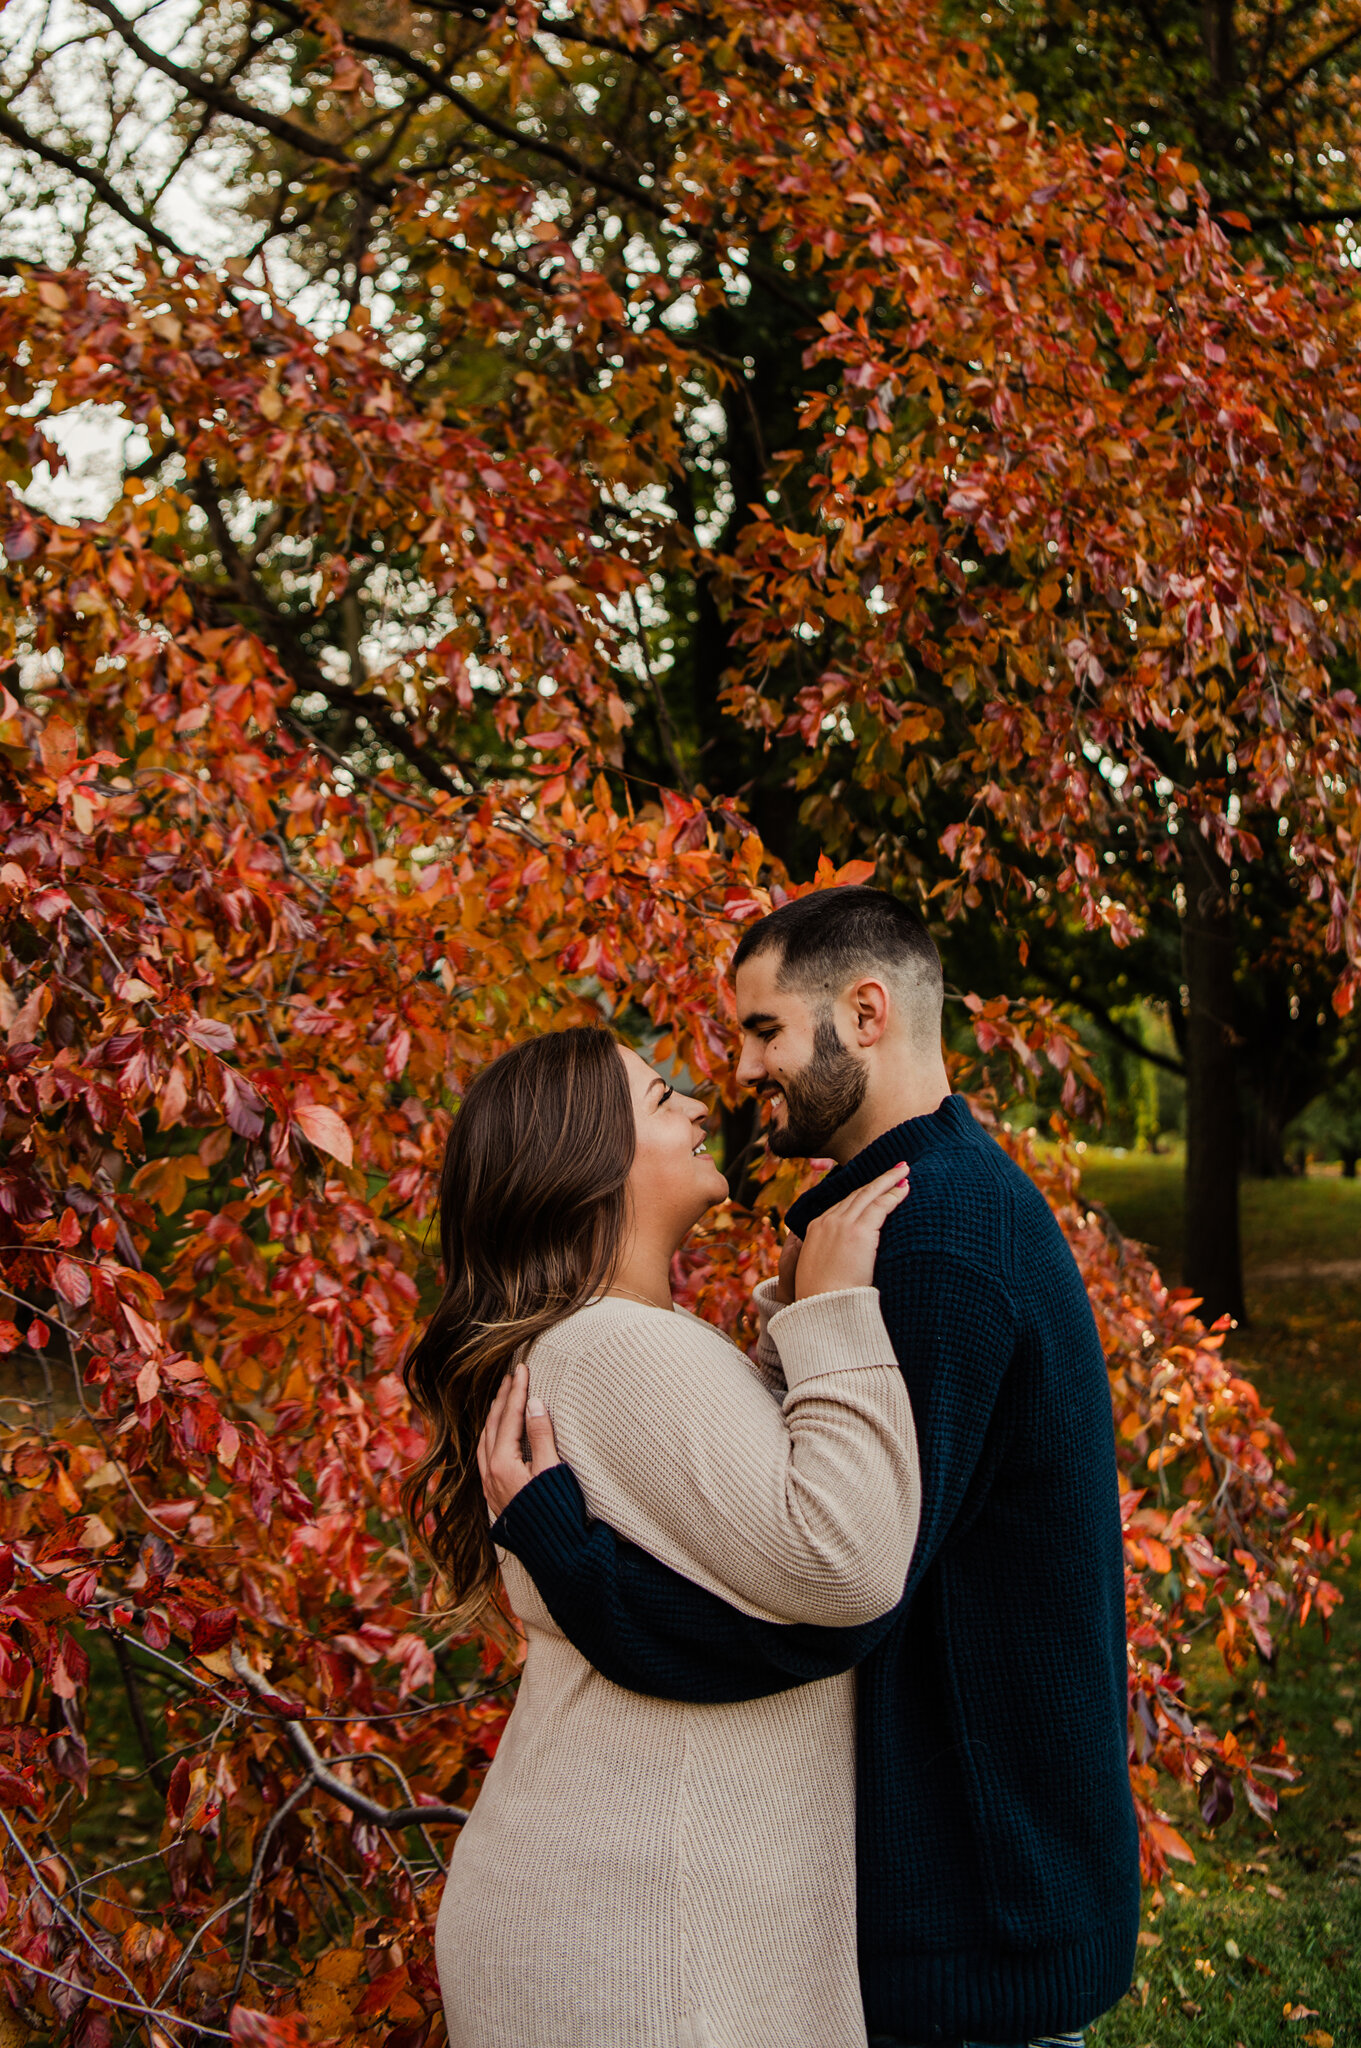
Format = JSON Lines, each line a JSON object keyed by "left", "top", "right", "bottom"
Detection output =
{"left": 487, "top": 1251, "right": 1017, "bottom": 1705}
{"left": 493, "top": 1463, "right": 897, "bottom": 1702}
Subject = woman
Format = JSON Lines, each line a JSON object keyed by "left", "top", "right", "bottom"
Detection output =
{"left": 403, "top": 1026, "right": 920, "bottom": 2048}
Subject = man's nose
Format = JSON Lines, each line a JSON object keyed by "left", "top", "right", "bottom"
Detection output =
{"left": 735, "top": 1040, "right": 766, "bottom": 1088}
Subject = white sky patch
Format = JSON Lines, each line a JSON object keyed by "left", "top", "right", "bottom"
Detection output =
{"left": 23, "top": 402, "right": 151, "bottom": 520}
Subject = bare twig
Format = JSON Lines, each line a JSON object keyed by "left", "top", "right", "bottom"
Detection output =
{"left": 228, "top": 1773, "right": 315, "bottom": 2001}
{"left": 110, "top": 1635, "right": 170, "bottom": 1793}
{"left": 0, "top": 1938, "right": 231, "bottom": 2040}
{"left": 0, "top": 1810, "right": 149, "bottom": 2017}
{"left": 229, "top": 1646, "right": 468, "bottom": 1828}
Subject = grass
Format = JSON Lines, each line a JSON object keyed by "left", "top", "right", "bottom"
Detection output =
{"left": 1083, "top": 1151, "right": 1361, "bottom": 2048}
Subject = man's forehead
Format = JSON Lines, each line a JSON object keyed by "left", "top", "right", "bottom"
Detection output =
{"left": 734, "top": 949, "right": 802, "bottom": 1029}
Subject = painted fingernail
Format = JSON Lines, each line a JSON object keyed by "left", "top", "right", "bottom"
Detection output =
{"left": 527, "top": 1398, "right": 546, "bottom": 1417}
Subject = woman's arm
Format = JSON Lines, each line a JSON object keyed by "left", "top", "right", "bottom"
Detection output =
{"left": 530, "top": 1285, "right": 919, "bottom": 1627}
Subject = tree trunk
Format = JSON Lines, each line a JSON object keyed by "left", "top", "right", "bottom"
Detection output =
{"left": 1201, "top": 0, "right": 1237, "bottom": 93}
{"left": 1240, "top": 1092, "right": 1287, "bottom": 1178}
{"left": 1182, "top": 841, "right": 1247, "bottom": 1323}
{"left": 1343, "top": 1152, "right": 1358, "bottom": 1181}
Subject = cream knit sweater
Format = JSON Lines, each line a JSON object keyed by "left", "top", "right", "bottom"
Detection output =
{"left": 435, "top": 1286, "right": 919, "bottom": 2048}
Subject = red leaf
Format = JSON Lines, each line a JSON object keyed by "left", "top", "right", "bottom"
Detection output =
{"left": 0, "top": 1768, "right": 40, "bottom": 1810}
{"left": 53, "top": 1257, "right": 91, "bottom": 1307}
{"left": 222, "top": 1067, "right": 266, "bottom": 1140}
{"left": 183, "top": 1016, "right": 237, "bottom": 1054}
{"left": 3, "top": 513, "right": 41, "bottom": 561}
{"left": 167, "top": 1755, "right": 192, "bottom": 1820}
{"left": 230, "top": 2009, "right": 311, "bottom": 2047}
{"left": 191, "top": 1608, "right": 238, "bottom": 1656}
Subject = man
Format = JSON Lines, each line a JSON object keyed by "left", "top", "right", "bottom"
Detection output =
{"left": 483, "top": 888, "right": 1139, "bottom": 2048}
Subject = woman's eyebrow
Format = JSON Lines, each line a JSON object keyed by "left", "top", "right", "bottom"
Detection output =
{"left": 648, "top": 1074, "right": 668, "bottom": 1096}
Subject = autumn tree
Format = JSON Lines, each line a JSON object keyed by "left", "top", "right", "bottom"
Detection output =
{"left": 0, "top": 4, "right": 1357, "bottom": 2042}
{"left": 952, "top": 0, "right": 1361, "bottom": 232}
{"left": 8, "top": 2, "right": 1359, "bottom": 1304}
{"left": 933, "top": 0, "right": 1361, "bottom": 1213}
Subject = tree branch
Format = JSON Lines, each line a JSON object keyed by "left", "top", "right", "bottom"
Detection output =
{"left": 80, "top": 0, "right": 392, "bottom": 197}
{"left": 260, "top": 0, "right": 668, "bottom": 220}
{"left": 191, "top": 467, "right": 477, "bottom": 796}
{"left": 1231, "top": 204, "right": 1360, "bottom": 230}
{"left": 0, "top": 100, "right": 188, "bottom": 257}
{"left": 1256, "top": 24, "right": 1361, "bottom": 121}
{"left": 229, "top": 1646, "right": 469, "bottom": 1829}
{"left": 0, "top": 1941, "right": 231, "bottom": 2042}
{"left": 1084, "top": 995, "right": 1186, "bottom": 1078}
{"left": 1030, "top": 963, "right": 1186, "bottom": 1078}
{"left": 110, "top": 1632, "right": 170, "bottom": 1793}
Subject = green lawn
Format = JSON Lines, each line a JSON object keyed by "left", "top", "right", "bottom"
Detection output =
{"left": 1076, "top": 1144, "right": 1361, "bottom": 1283}
{"left": 1082, "top": 1152, "right": 1361, "bottom": 2048}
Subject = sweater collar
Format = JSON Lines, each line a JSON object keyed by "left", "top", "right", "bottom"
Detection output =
{"left": 784, "top": 1093, "right": 981, "bottom": 1235}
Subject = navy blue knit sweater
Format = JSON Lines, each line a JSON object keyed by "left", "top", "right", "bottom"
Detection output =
{"left": 493, "top": 1094, "right": 1140, "bottom": 2042}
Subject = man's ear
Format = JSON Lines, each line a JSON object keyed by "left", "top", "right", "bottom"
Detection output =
{"left": 849, "top": 977, "right": 891, "bottom": 1047}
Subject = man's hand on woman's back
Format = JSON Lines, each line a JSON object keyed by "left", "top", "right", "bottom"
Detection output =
{"left": 479, "top": 1360, "right": 561, "bottom": 1519}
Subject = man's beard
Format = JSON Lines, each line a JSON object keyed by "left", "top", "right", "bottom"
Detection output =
{"left": 766, "top": 1014, "right": 868, "bottom": 1158}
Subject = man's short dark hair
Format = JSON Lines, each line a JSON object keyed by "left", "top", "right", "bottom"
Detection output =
{"left": 732, "top": 886, "right": 944, "bottom": 1040}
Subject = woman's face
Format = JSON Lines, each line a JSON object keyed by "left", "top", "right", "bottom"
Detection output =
{"left": 617, "top": 1045, "right": 727, "bottom": 1239}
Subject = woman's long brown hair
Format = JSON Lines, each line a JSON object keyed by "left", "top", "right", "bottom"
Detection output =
{"left": 402, "top": 1026, "right": 635, "bottom": 1629}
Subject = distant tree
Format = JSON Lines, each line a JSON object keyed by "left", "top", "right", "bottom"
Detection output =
{"left": 1291, "top": 1057, "right": 1361, "bottom": 1176}
{"left": 953, "top": 0, "right": 1361, "bottom": 233}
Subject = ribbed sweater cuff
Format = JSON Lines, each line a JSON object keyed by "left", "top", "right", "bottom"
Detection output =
{"left": 751, "top": 1276, "right": 784, "bottom": 1376}
{"left": 491, "top": 1461, "right": 586, "bottom": 1563}
{"left": 767, "top": 1285, "right": 896, "bottom": 1389}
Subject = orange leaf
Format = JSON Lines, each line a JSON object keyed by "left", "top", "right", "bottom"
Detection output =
{"left": 1147, "top": 1820, "right": 1196, "bottom": 1864}
{"left": 294, "top": 1102, "right": 355, "bottom": 1166}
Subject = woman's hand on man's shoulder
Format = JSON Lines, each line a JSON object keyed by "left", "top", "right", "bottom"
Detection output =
{"left": 791, "top": 1162, "right": 910, "bottom": 1300}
